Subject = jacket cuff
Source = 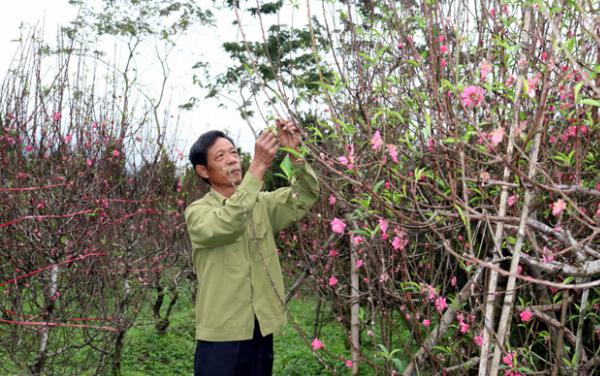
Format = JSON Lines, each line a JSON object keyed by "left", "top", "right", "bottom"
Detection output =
{"left": 240, "top": 170, "right": 263, "bottom": 194}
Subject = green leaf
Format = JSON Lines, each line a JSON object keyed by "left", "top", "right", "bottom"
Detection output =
{"left": 279, "top": 155, "right": 294, "bottom": 181}
{"left": 565, "top": 38, "right": 576, "bottom": 54}
{"left": 405, "top": 59, "right": 420, "bottom": 68}
{"left": 392, "top": 358, "right": 405, "bottom": 371}
{"left": 373, "top": 179, "right": 385, "bottom": 193}
{"left": 279, "top": 146, "right": 304, "bottom": 160}
{"left": 414, "top": 167, "right": 426, "bottom": 182}
{"left": 580, "top": 98, "right": 600, "bottom": 107}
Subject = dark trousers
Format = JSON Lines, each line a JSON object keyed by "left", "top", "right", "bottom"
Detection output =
{"left": 194, "top": 319, "right": 273, "bottom": 376}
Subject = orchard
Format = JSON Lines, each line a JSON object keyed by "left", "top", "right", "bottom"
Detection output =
{"left": 1, "top": 0, "right": 599, "bottom": 375}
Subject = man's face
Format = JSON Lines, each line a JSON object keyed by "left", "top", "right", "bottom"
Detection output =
{"left": 196, "top": 137, "right": 242, "bottom": 187}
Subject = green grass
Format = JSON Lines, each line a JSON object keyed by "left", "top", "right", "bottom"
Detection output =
{"left": 121, "top": 296, "right": 355, "bottom": 375}
{"left": 120, "top": 294, "right": 388, "bottom": 375}
{"left": 121, "top": 307, "right": 196, "bottom": 376}
{"left": 2, "top": 291, "right": 410, "bottom": 375}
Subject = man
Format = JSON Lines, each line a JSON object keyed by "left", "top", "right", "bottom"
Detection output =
{"left": 185, "top": 120, "right": 320, "bottom": 376}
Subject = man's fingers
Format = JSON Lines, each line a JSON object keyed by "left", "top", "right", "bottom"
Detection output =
{"left": 267, "top": 136, "right": 280, "bottom": 150}
{"left": 257, "top": 129, "right": 268, "bottom": 142}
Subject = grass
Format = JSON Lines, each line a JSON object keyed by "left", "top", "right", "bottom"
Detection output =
{"left": 2, "top": 288, "right": 411, "bottom": 375}
{"left": 121, "top": 295, "right": 357, "bottom": 375}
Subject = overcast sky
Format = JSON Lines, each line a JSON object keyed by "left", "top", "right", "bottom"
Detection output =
{"left": 0, "top": 0, "right": 306, "bottom": 156}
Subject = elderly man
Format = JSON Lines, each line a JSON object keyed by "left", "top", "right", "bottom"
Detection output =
{"left": 185, "top": 120, "right": 319, "bottom": 376}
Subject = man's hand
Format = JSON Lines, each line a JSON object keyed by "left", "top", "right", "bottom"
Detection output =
{"left": 248, "top": 129, "right": 279, "bottom": 180}
{"left": 275, "top": 119, "right": 301, "bottom": 152}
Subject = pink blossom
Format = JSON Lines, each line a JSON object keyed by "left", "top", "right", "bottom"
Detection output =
{"left": 86, "top": 159, "right": 93, "bottom": 167}
{"left": 352, "top": 236, "right": 364, "bottom": 246}
{"left": 542, "top": 246, "right": 554, "bottom": 263}
{"left": 507, "top": 194, "right": 518, "bottom": 207}
{"left": 345, "top": 360, "right": 353, "bottom": 368}
{"left": 505, "top": 75, "right": 515, "bottom": 87}
{"left": 480, "top": 60, "right": 492, "bottom": 81}
{"left": 490, "top": 127, "right": 504, "bottom": 146}
{"left": 552, "top": 199, "right": 566, "bottom": 216}
{"left": 328, "top": 249, "right": 338, "bottom": 257}
{"left": 489, "top": 8, "right": 496, "bottom": 17}
{"left": 438, "top": 36, "right": 445, "bottom": 43}
{"left": 425, "top": 284, "right": 437, "bottom": 301}
{"left": 427, "top": 138, "right": 435, "bottom": 153}
{"left": 356, "top": 260, "right": 364, "bottom": 268}
{"left": 64, "top": 134, "right": 72, "bottom": 143}
{"left": 541, "top": 51, "right": 548, "bottom": 61}
{"left": 505, "top": 371, "right": 522, "bottom": 376}
{"left": 386, "top": 144, "right": 398, "bottom": 163}
{"left": 527, "top": 73, "right": 541, "bottom": 98}
{"left": 434, "top": 296, "right": 448, "bottom": 313}
{"left": 112, "top": 149, "right": 120, "bottom": 157}
{"left": 379, "top": 273, "right": 389, "bottom": 283}
{"left": 502, "top": 352, "right": 514, "bottom": 367}
{"left": 51, "top": 291, "right": 61, "bottom": 301}
{"left": 450, "top": 276, "right": 457, "bottom": 287}
{"left": 460, "top": 86, "right": 485, "bottom": 107}
{"left": 440, "top": 45, "right": 447, "bottom": 54}
{"left": 25, "top": 145, "right": 33, "bottom": 152}
{"left": 328, "top": 276, "right": 338, "bottom": 286}
{"left": 459, "top": 321, "right": 470, "bottom": 333}
{"left": 480, "top": 171, "right": 490, "bottom": 184}
{"left": 331, "top": 218, "right": 346, "bottom": 234}
{"left": 474, "top": 334, "right": 484, "bottom": 346}
{"left": 371, "top": 130, "right": 383, "bottom": 151}
{"left": 440, "top": 58, "right": 447, "bottom": 68}
{"left": 392, "top": 236, "right": 407, "bottom": 251}
{"left": 53, "top": 111, "right": 62, "bottom": 122}
{"left": 328, "top": 195, "right": 336, "bottom": 206}
{"left": 311, "top": 338, "right": 324, "bottom": 351}
{"left": 517, "top": 264, "right": 524, "bottom": 275}
{"left": 378, "top": 218, "right": 388, "bottom": 234}
{"left": 338, "top": 153, "right": 355, "bottom": 169}
{"left": 520, "top": 309, "right": 534, "bottom": 322}
{"left": 422, "top": 319, "right": 431, "bottom": 327}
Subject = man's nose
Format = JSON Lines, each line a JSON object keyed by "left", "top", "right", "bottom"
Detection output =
{"left": 226, "top": 154, "right": 239, "bottom": 164}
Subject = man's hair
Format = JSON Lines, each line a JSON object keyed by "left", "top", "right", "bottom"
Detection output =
{"left": 189, "top": 130, "right": 236, "bottom": 184}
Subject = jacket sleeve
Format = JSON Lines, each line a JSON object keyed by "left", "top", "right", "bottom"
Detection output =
{"left": 185, "top": 172, "right": 263, "bottom": 249}
{"left": 261, "top": 161, "right": 320, "bottom": 233}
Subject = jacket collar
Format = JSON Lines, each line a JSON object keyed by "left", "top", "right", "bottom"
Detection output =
{"left": 208, "top": 187, "right": 228, "bottom": 206}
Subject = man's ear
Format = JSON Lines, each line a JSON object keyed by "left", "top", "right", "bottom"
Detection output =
{"left": 195, "top": 165, "right": 209, "bottom": 179}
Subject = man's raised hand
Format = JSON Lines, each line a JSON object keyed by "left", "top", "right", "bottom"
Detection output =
{"left": 248, "top": 129, "right": 280, "bottom": 180}
{"left": 275, "top": 119, "right": 301, "bottom": 151}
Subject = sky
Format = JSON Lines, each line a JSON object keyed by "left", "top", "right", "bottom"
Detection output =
{"left": 0, "top": 0, "right": 307, "bottom": 157}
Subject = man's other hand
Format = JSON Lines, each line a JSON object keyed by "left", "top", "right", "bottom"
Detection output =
{"left": 248, "top": 129, "right": 279, "bottom": 180}
{"left": 275, "top": 119, "right": 301, "bottom": 151}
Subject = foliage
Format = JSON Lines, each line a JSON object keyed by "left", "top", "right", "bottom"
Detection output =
{"left": 212, "top": 0, "right": 600, "bottom": 374}
{"left": 0, "top": 30, "right": 194, "bottom": 375}
{"left": 2, "top": 0, "right": 600, "bottom": 375}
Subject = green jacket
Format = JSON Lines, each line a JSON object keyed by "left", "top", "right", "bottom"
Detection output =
{"left": 185, "top": 162, "right": 319, "bottom": 341}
